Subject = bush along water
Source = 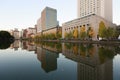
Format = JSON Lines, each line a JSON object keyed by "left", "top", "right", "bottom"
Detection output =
{"left": 0, "top": 31, "right": 15, "bottom": 49}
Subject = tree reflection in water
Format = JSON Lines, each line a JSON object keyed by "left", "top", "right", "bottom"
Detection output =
{"left": 0, "top": 41, "right": 14, "bottom": 49}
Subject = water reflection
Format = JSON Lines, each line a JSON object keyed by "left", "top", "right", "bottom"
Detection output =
{"left": 4, "top": 41, "right": 120, "bottom": 80}
{"left": 36, "top": 42, "right": 61, "bottom": 73}
{"left": 10, "top": 40, "right": 19, "bottom": 50}
{"left": 37, "top": 47, "right": 59, "bottom": 73}
{"left": 0, "top": 40, "right": 14, "bottom": 49}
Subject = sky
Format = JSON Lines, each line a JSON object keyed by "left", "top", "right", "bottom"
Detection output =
{"left": 0, "top": 0, "right": 120, "bottom": 31}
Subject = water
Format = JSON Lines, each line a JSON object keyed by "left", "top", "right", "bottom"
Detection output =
{"left": 0, "top": 40, "right": 120, "bottom": 80}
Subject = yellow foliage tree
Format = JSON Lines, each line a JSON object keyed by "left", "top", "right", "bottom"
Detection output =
{"left": 80, "top": 26, "right": 85, "bottom": 32}
{"left": 88, "top": 27, "right": 94, "bottom": 38}
{"left": 73, "top": 28, "right": 78, "bottom": 39}
{"left": 64, "top": 32, "right": 67, "bottom": 38}
{"left": 80, "top": 26, "right": 86, "bottom": 40}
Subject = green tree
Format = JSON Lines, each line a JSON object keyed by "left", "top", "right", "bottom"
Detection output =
{"left": 98, "top": 21, "right": 107, "bottom": 38}
{"left": 65, "top": 31, "right": 73, "bottom": 39}
{"left": 112, "top": 29, "right": 119, "bottom": 39}
{"left": 106, "top": 27, "right": 114, "bottom": 39}
{"left": 87, "top": 27, "right": 94, "bottom": 39}
{"left": 56, "top": 31, "right": 62, "bottom": 39}
{"left": 0, "top": 31, "right": 14, "bottom": 49}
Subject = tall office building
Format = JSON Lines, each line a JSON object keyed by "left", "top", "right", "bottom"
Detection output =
{"left": 37, "top": 18, "right": 42, "bottom": 33}
{"left": 41, "top": 7, "right": 58, "bottom": 30}
{"left": 77, "top": 0, "right": 113, "bottom": 22}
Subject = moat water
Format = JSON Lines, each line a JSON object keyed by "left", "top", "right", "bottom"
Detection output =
{"left": 0, "top": 40, "right": 120, "bottom": 80}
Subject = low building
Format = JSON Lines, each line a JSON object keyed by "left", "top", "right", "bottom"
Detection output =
{"left": 42, "top": 26, "right": 62, "bottom": 39}
{"left": 21, "top": 29, "right": 28, "bottom": 39}
{"left": 9, "top": 30, "right": 14, "bottom": 36}
{"left": 62, "top": 14, "right": 116, "bottom": 40}
{"left": 11, "top": 28, "right": 20, "bottom": 39}
{"left": 42, "top": 26, "right": 61, "bottom": 34}
{"left": 27, "top": 27, "right": 36, "bottom": 38}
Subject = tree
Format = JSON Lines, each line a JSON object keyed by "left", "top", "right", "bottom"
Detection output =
{"left": 106, "top": 27, "right": 113, "bottom": 39}
{"left": 73, "top": 28, "right": 78, "bottom": 39}
{"left": 99, "top": 26, "right": 119, "bottom": 40}
{"left": 65, "top": 31, "right": 73, "bottom": 39}
{"left": 98, "top": 21, "right": 107, "bottom": 38}
{"left": 80, "top": 26, "right": 86, "bottom": 40}
{"left": 87, "top": 27, "right": 94, "bottom": 39}
{"left": 112, "top": 29, "right": 119, "bottom": 39}
{"left": 0, "top": 31, "right": 14, "bottom": 42}
{"left": 0, "top": 31, "right": 14, "bottom": 49}
{"left": 56, "top": 30, "right": 62, "bottom": 39}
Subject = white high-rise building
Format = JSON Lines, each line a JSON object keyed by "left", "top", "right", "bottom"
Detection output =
{"left": 77, "top": 0, "right": 113, "bottom": 22}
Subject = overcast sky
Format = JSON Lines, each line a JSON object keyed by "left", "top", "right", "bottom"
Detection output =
{"left": 0, "top": 0, "right": 120, "bottom": 31}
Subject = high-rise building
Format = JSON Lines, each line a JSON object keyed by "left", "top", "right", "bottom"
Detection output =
{"left": 41, "top": 7, "right": 58, "bottom": 30}
{"left": 37, "top": 18, "right": 42, "bottom": 33}
{"left": 77, "top": 0, "right": 113, "bottom": 22}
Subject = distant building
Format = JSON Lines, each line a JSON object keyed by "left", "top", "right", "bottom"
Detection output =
{"left": 11, "top": 28, "right": 20, "bottom": 39}
{"left": 41, "top": 7, "right": 58, "bottom": 30}
{"left": 27, "top": 27, "right": 36, "bottom": 38}
{"left": 21, "top": 29, "right": 28, "bottom": 39}
{"left": 9, "top": 30, "right": 14, "bottom": 36}
{"left": 77, "top": 0, "right": 113, "bottom": 22}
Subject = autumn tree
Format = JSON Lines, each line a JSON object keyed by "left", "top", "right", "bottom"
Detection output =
{"left": 87, "top": 27, "right": 94, "bottom": 40}
{"left": 98, "top": 21, "right": 107, "bottom": 38}
{"left": 80, "top": 26, "right": 86, "bottom": 40}
{"left": 56, "top": 30, "right": 62, "bottom": 39}
{"left": 73, "top": 28, "right": 78, "bottom": 39}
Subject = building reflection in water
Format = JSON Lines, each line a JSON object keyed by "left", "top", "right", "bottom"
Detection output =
{"left": 27, "top": 42, "right": 36, "bottom": 51}
{"left": 77, "top": 59, "right": 113, "bottom": 80}
{"left": 21, "top": 41, "right": 28, "bottom": 50}
{"left": 10, "top": 40, "right": 19, "bottom": 50}
{"left": 62, "top": 43, "right": 116, "bottom": 80}
{"left": 36, "top": 43, "right": 60, "bottom": 73}
{"left": 10, "top": 41, "right": 119, "bottom": 80}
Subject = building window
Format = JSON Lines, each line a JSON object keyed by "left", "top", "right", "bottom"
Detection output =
{"left": 87, "top": 24, "right": 89, "bottom": 26}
